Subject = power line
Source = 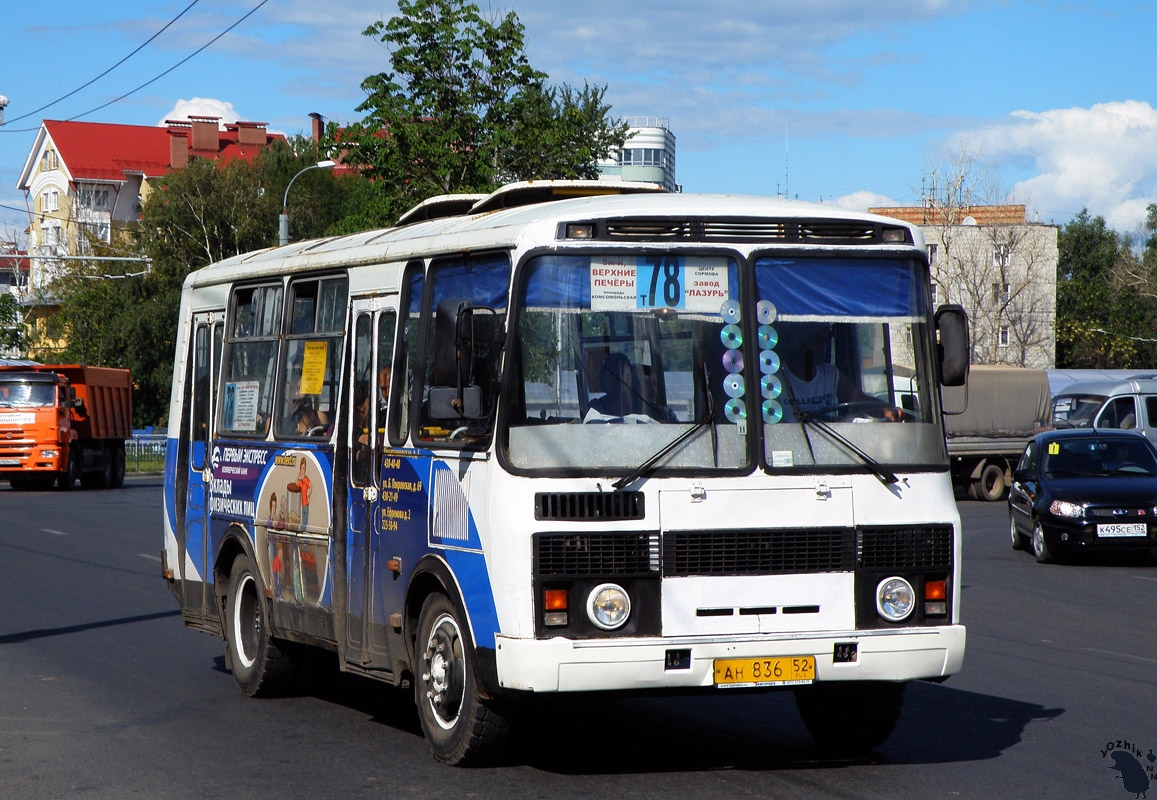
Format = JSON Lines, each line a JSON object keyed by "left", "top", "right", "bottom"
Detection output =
{"left": 4, "top": 1, "right": 202, "bottom": 127}
{"left": 0, "top": 0, "right": 270, "bottom": 134}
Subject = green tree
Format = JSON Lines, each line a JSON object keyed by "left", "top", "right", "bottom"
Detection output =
{"left": 344, "top": 0, "right": 627, "bottom": 216}
{"left": 1055, "top": 209, "right": 1157, "bottom": 368}
{"left": 0, "top": 293, "right": 23, "bottom": 354}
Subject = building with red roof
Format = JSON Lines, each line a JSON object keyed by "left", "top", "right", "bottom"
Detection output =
{"left": 15, "top": 117, "right": 284, "bottom": 354}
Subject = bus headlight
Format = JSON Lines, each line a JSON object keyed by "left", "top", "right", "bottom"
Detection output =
{"left": 876, "top": 577, "right": 915, "bottom": 623}
{"left": 586, "top": 583, "right": 631, "bottom": 630}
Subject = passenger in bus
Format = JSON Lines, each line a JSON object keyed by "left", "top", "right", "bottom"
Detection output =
{"left": 378, "top": 365, "right": 392, "bottom": 411}
{"left": 292, "top": 396, "right": 330, "bottom": 436}
{"left": 584, "top": 353, "right": 675, "bottom": 423}
{"left": 779, "top": 323, "right": 901, "bottom": 422}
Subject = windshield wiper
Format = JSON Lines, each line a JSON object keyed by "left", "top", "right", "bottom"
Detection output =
{"left": 613, "top": 381, "right": 715, "bottom": 491}
{"left": 795, "top": 409, "right": 898, "bottom": 485}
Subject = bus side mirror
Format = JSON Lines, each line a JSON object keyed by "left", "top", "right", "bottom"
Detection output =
{"left": 430, "top": 298, "right": 504, "bottom": 421}
{"left": 935, "top": 304, "right": 969, "bottom": 387}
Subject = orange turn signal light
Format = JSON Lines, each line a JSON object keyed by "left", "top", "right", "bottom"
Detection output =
{"left": 925, "top": 580, "right": 947, "bottom": 601}
{"left": 544, "top": 589, "right": 568, "bottom": 611}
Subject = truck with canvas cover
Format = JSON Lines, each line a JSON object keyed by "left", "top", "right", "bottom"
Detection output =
{"left": 0, "top": 365, "right": 132, "bottom": 490}
{"left": 941, "top": 365, "right": 1051, "bottom": 501}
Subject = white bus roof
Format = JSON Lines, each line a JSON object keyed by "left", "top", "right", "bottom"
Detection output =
{"left": 185, "top": 182, "right": 924, "bottom": 290}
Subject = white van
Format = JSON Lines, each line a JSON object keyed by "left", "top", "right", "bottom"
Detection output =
{"left": 1051, "top": 378, "right": 1157, "bottom": 446}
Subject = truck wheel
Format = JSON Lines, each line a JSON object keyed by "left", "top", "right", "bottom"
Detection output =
{"left": 58, "top": 450, "right": 81, "bottom": 491}
{"left": 976, "top": 463, "right": 1006, "bottom": 502}
{"left": 109, "top": 445, "right": 126, "bottom": 488}
{"left": 225, "top": 557, "right": 294, "bottom": 697}
{"left": 414, "top": 593, "right": 510, "bottom": 765}
{"left": 795, "top": 681, "right": 906, "bottom": 752}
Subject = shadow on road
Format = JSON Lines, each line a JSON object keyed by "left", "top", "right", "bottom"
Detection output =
{"left": 210, "top": 646, "right": 1062, "bottom": 774}
{"left": 0, "top": 609, "right": 182, "bottom": 645}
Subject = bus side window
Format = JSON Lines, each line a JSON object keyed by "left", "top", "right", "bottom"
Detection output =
{"left": 351, "top": 313, "right": 373, "bottom": 487}
{"left": 417, "top": 253, "right": 510, "bottom": 445}
{"left": 221, "top": 283, "right": 282, "bottom": 437}
{"left": 374, "top": 310, "right": 397, "bottom": 472}
{"left": 391, "top": 263, "right": 424, "bottom": 446}
{"left": 275, "top": 275, "right": 348, "bottom": 439}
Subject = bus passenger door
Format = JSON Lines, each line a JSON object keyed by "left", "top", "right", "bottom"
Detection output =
{"left": 346, "top": 297, "right": 397, "bottom": 668}
{"left": 185, "top": 313, "right": 222, "bottom": 618}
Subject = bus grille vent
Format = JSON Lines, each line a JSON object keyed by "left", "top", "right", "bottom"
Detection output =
{"left": 799, "top": 221, "right": 877, "bottom": 241}
{"left": 536, "top": 532, "right": 660, "bottom": 577}
{"left": 534, "top": 491, "right": 645, "bottom": 521}
{"left": 856, "top": 526, "right": 952, "bottom": 569}
{"left": 662, "top": 528, "right": 856, "bottom": 577}
{"left": 582, "top": 218, "right": 907, "bottom": 245}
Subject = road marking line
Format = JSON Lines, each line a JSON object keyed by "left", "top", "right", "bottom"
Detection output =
{"left": 41, "top": 529, "right": 67, "bottom": 536}
{"left": 138, "top": 553, "right": 161, "bottom": 562}
{"left": 1085, "top": 647, "right": 1157, "bottom": 665}
{"left": 1132, "top": 576, "right": 1157, "bottom": 582}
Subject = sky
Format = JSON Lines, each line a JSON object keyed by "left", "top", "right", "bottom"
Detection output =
{"left": 3, "top": 0, "right": 1157, "bottom": 242}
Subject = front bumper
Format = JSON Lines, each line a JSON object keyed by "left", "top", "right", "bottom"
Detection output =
{"left": 1040, "top": 515, "right": 1157, "bottom": 550}
{"left": 495, "top": 625, "right": 965, "bottom": 692}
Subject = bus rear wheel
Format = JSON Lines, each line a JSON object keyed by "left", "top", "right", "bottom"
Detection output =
{"left": 225, "top": 557, "right": 293, "bottom": 697}
{"left": 414, "top": 593, "right": 510, "bottom": 766}
{"left": 795, "top": 681, "right": 906, "bottom": 752}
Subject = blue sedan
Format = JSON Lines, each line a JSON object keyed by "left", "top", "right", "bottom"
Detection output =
{"left": 1008, "top": 428, "right": 1157, "bottom": 563}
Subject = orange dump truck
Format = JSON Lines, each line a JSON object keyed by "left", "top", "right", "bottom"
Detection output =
{"left": 0, "top": 365, "right": 132, "bottom": 490}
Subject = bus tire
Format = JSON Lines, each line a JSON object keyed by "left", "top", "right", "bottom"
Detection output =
{"left": 225, "top": 557, "right": 293, "bottom": 697}
{"left": 794, "top": 681, "right": 906, "bottom": 752}
{"left": 414, "top": 593, "right": 510, "bottom": 766}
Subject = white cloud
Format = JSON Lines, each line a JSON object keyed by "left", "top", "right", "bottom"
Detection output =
{"left": 157, "top": 97, "right": 244, "bottom": 127}
{"left": 967, "top": 100, "right": 1157, "bottom": 230}
{"left": 831, "top": 190, "right": 899, "bottom": 211}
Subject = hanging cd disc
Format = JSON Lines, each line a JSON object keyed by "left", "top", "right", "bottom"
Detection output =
{"left": 757, "top": 325, "right": 778, "bottom": 350}
{"left": 723, "top": 374, "right": 745, "bottom": 399}
{"left": 759, "top": 349, "right": 781, "bottom": 374}
{"left": 719, "top": 299, "right": 742, "bottom": 324}
{"left": 720, "top": 324, "right": 743, "bottom": 349}
{"left": 724, "top": 398, "right": 747, "bottom": 423}
{"left": 761, "top": 373, "right": 782, "bottom": 399}
{"left": 722, "top": 348, "right": 744, "bottom": 373}
{"left": 756, "top": 300, "right": 777, "bottom": 325}
{"left": 762, "top": 399, "right": 783, "bottom": 424}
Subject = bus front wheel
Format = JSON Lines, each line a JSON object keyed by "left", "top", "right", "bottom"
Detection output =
{"left": 225, "top": 557, "right": 293, "bottom": 697}
{"left": 794, "top": 681, "right": 906, "bottom": 752}
{"left": 414, "top": 593, "right": 510, "bottom": 765}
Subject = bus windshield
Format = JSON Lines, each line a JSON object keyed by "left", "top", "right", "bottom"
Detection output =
{"left": 505, "top": 253, "right": 747, "bottom": 472}
{"left": 755, "top": 256, "right": 945, "bottom": 469}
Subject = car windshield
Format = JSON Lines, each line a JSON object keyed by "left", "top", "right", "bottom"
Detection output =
{"left": 1051, "top": 393, "right": 1106, "bottom": 427}
{"left": 1043, "top": 438, "right": 1157, "bottom": 477}
{"left": 0, "top": 382, "right": 55, "bottom": 408}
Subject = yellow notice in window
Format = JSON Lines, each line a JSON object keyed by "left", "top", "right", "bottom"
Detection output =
{"left": 1048, "top": 442, "right": 1060, "bottom": 455}
{"left": 300, "top": 341, "right": 328, "bottom": 395}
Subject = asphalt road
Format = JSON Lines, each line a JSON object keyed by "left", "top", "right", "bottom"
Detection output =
{"left": 1, "top": 477, "right": 1155, "bottom": 799}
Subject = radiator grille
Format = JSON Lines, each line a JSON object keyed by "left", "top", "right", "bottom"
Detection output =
{"left": 662, "top": 528, "right": 856, "bottom": 577}
{"left": 534, "top": 491, "right": 645, "bottom": 521}
{"left": 535, "top": 532, "right": 659, "bottom": 577}
{"left": 857, "top": 526, "right": 952, "bottom": 570}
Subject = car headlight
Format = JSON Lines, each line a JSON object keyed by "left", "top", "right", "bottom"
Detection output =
{"left": 586, "top": 583, "right": 631, "bottom": 630}
{"left": 1049, "top": 499, "right": 1085, "bottom": 518}
{"left": 876, "top": 576, "right": 915, "bottom": 623}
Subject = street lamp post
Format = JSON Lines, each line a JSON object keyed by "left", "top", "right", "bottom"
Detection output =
{"left": 279, "top": 160, "right": 337, "bottom": 246}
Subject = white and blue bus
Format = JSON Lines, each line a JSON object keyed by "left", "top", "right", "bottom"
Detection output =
{"left": 162, "top": 180, "right": 970, "bottom": 764}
